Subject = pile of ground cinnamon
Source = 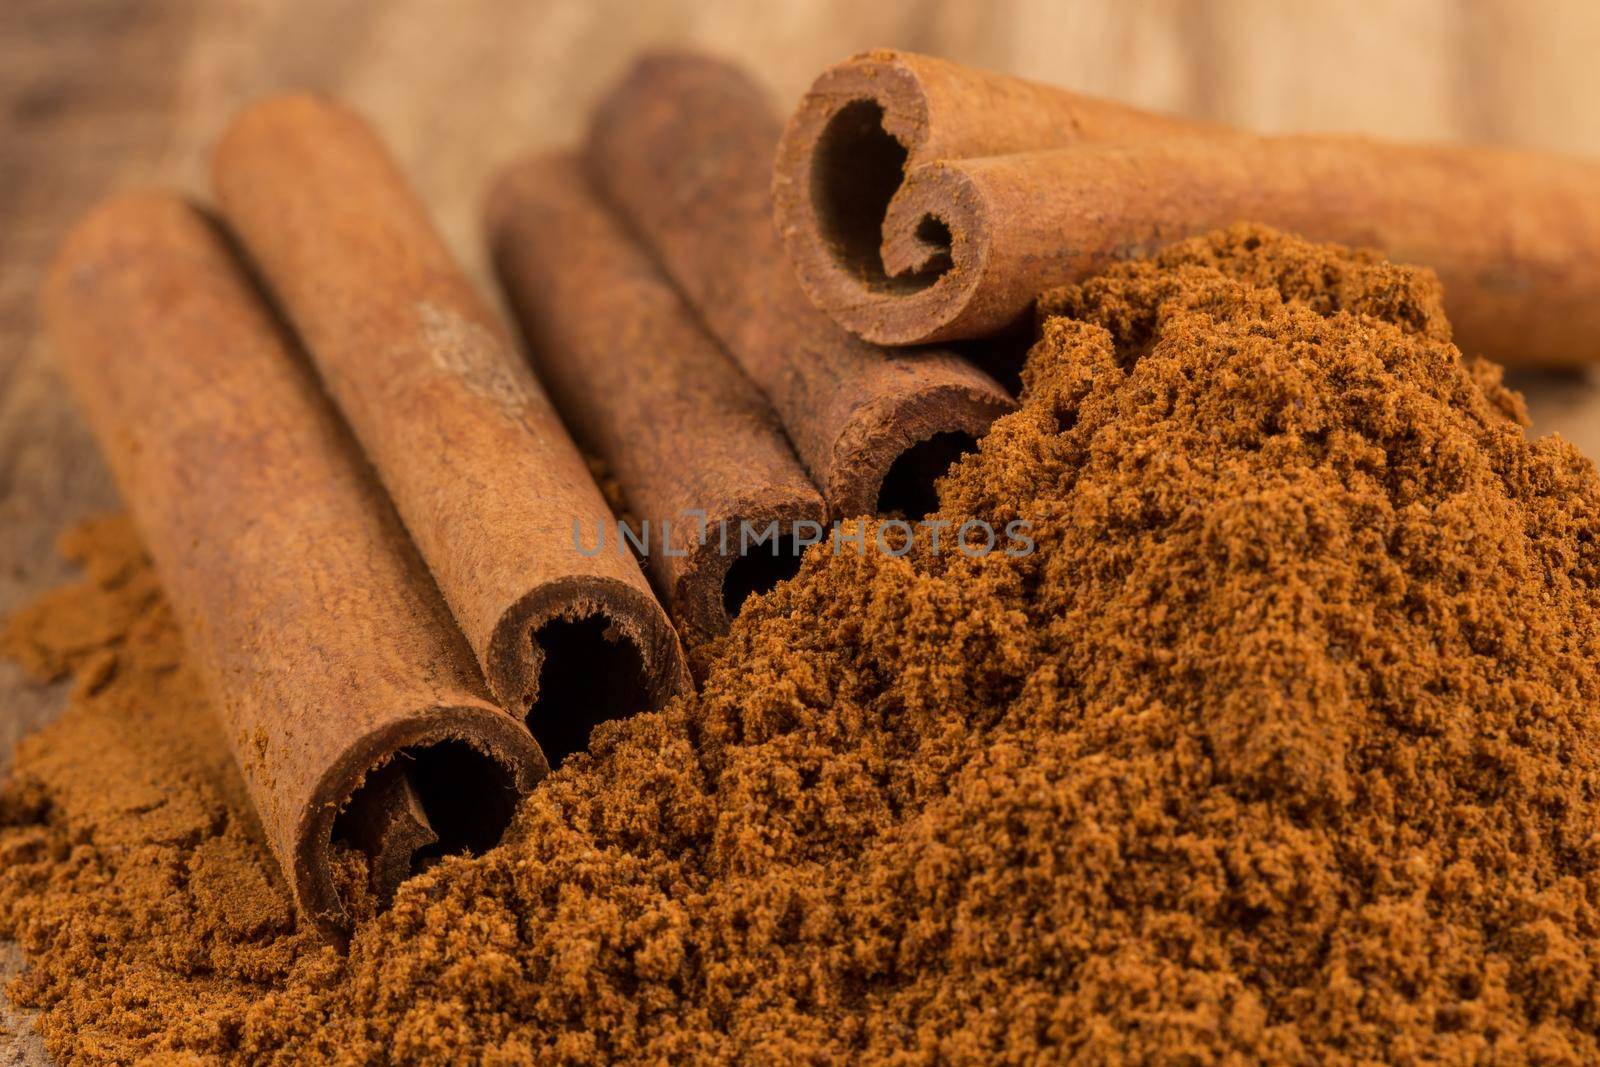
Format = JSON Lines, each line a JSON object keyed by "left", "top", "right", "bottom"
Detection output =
{"left": 6, "top": 225, "right": 1600, "bottom": 1063}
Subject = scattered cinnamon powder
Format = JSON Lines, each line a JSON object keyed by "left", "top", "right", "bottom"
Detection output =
{"left": 7, "top": 225, "right": 1600, "bottom": 1063}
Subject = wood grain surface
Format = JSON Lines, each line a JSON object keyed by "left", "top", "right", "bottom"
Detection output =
{"left": 2, "top": 1, "right": 1598, "bottom": 1060}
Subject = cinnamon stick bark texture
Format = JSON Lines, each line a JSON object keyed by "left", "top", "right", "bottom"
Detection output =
{"left": 213, "top": 95, "right": 688, "bottom": 766}
{"left": 486, "top": 153, "right": 827, "bottom": 641}
{"left": 773, "top": 49, "right": 1600, "bottom": 367}
{"left": 586, "top": 53, "right": 1014, "bottom": 520}
{"left": 869, "top": 136, "right": 1600, "bottom": 366}
{"left": 42, "top": 191, "right": 545, "bottom": 940}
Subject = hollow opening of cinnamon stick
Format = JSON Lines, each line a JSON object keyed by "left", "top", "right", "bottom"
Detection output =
{"left": 721, "top": 534, "right": 808, "bottom": 618}
{"left": 812, "top": 99, "right": 938, "bottom": 293}
{"left": 876, "top": 430, "right": 978, "bottom": 518}
{"left": 333, "top": 739, "right": 521, "bottom": 904}
{"left": 528, "top": 611, "right": 652, "bottom": 767}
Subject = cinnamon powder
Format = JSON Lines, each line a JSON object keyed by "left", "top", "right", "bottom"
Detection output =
{"left": 7, "top": 225, "right": 1600, "bottom": 1063}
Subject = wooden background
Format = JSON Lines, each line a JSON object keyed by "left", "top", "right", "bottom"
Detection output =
{"left": 2, "top": 1, "right": 1598, "bottom": 1059}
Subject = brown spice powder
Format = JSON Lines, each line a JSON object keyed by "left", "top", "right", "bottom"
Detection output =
{"left": 6, "top": 225, "right": 1600, "bottom": 1063}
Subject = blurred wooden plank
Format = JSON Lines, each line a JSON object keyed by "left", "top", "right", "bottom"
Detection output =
{"left": 1459, "top": 0, "right": 1600, "bottom": 154}
{"left": 0, "top": 945, "right": 50, "bottom": 1067}
{"left": 0, "top": 1, "right": 199, "bottom": 772}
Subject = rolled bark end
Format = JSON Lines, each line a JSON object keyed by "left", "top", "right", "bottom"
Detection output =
{"left": 603, "top": 488, "right": 822, "bottom": 634}
{"left": 772, "top": 49, "right": 1205, "bottom": 347}
{"left": 776, "top": 54, "right": 932, "bottom": 285}
{"left": 775, "top": 52, "right": 990, "bottom": 345}
{"left": 678, "top": 490, "right": 821, "bottom": 627}
{"left": 488, "top": 577, "right": 686, "bottom": 766}
{"left": 785, "top": 107, "right": 1015, "bottom": 345}
{"left": 617, "top": 481, "right": 821, "bottom": 636}
{"left": 828, "top": 374, "right": 1013, "bottom": 519}
{"left": 308, "top": 706, "right": 544, "bottom": 933}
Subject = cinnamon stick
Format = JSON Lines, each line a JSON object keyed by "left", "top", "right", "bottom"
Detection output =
{"left": 585, "top": 53, "right": 1014, "bottom": 520}
{"left": 773, "top": 46, "right": 1197, "bottom": 277}
{"left": 486, "top": 153, "right": 827, "bottom": 641}
{"left": 774, "top": 49, "right": 1600, "bottom": 368}
{"left": 212, "top": 95, "right": 688, "bottom": 766}
{"left": 42, "top": 192, "right": 545, "bottom": 939}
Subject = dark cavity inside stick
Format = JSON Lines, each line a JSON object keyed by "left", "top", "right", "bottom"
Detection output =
{"left": 721, "top": 534, "right": 808, "bottom": 618}
{"left": 876, "top": 431, "right": 978, "bottom": 518}
{"left": 527, "top": 610, "right": 652, "bottom": 767}
{"left": 811, "top": 99, "right": 955, "bottom": 291}
{"left": 334, "top": 740, "right": 521, "bottom": 903}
